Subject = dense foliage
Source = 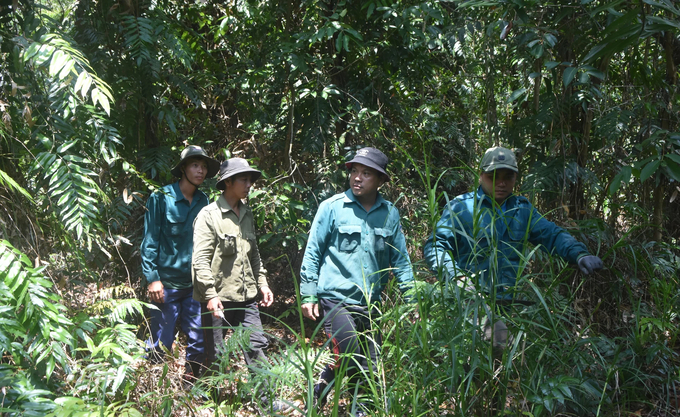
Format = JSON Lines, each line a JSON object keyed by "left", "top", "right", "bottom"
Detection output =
{"left": 0, "top": 0, "right": 678, "bottom": 415}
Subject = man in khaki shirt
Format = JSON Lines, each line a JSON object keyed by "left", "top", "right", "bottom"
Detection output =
{"left": 192, "top": 158, "right": 284, "bottom": 411}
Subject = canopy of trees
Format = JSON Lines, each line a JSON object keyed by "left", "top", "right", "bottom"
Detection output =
{"left": 0, "top": 0, "right": 678, "bottom": 415}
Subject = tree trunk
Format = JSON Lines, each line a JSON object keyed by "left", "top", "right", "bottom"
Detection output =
{"left": 652, "top": 29, "right": 677, "bottom": 241}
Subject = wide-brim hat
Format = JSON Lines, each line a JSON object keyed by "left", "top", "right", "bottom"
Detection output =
{"left": 216, "top": 158, "right": 262, "bottom": 190}
{"left": 480, "top": 146, "right": 518, "bottom": 173}
{"left": 345, "top": 147, "right": 390, "bottom": 182}
{"left": 170, "top": 145, "right": 220, "bottom": 178}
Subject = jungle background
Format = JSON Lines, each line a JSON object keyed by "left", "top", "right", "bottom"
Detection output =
{"left": 0, "top": 0, "right": 679, "bottom": 415}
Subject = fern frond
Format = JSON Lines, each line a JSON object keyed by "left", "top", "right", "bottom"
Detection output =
{"left": 0, "top": 240, "right": 75, "bottom": 378}
{"left": 138, "top": 146, "right": 175, "bottom": 180}
{"left": 33, "top": 150, "right": 105, "bottom": 242}
{"left": 22, "top": 33, "right": 114, "bottom": 115}
{"left": 95, "top": 284, "right": 136, "bottom": 301}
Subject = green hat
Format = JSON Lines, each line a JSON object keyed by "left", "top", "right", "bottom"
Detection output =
{"left": 170, "top": 145, "right": 220, "bottom": 178}
{"left": 480, "top": 147, "right": 518, "bottom": 173}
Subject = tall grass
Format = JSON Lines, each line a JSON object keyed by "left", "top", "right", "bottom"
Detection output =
{"left": 178, "top": 149, "right": 679, "bottom": 416}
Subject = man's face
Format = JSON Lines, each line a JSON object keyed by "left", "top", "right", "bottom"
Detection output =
{"left": 349, "top": 163, "right": 384, "bottom": 200}
{"left": 480, "top": 168, "right": 517, "bottom": 204}
{"left": 182, "top": 157, "right": 208, "bottom": 185}
{"left": 224, "top": 173, "right": 253, "bottom": 200}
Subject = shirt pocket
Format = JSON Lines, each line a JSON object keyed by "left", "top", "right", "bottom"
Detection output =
{"left": 165, "top": 211, "right": 187, "bottom": 236}
{"left": 338, "top": 225, "right": 361, "bottom": 253}
{"left": 242, "top": 232, "right": 257, "bottom": 254}
{"left": 219, "top": 233, "right": 238, "bottom": 256}
{"left": 374, "top": 228, "right": 393, "bottom": 252}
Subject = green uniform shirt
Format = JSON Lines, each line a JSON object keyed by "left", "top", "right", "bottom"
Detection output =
{"left": 141, "top": 182, "right": 209, "bottom": 289}
{"left": 192, "top": 195, "right": 268, "bottom": 303}
{"left": 299, "top": 190, "right": 414, "bottom": 306}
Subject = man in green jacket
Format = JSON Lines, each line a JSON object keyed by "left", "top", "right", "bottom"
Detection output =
{"left": 192, "top": 157, "right": 284, "bottom": 411}
{"left": 424, "top": 146, "right": 603, "bottom": 345}
{"left": 141, "top": 145, "right": 219, "bottom": 383}
{"left": 300, "top": 147, "right": 414, "bottom": 416}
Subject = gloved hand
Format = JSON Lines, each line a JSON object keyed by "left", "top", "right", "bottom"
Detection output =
{"left": 578, "top": 255, "right": 603, "bottom": 274}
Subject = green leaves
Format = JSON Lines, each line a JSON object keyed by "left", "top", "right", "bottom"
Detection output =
{"left": 23, "top": 34, "right": 114, "bottom": 116}
{"left": 0, "top": 240, "right": 75, "bottom": 380}
{"left": 33, "top": 148, "right": 105, "bottom": 241}
{"left": 562, "top": 66, "right": 577, "bottom": 87}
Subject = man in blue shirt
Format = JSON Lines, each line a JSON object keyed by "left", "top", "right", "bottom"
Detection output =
{"left": 424, "top": 146, "right": 603, "bottom": 346}
{"left": 300, "top": 147, "right": 414, "bottom": 416}
{"left": 141, "top": 145, "right": 219, "bottom": 385}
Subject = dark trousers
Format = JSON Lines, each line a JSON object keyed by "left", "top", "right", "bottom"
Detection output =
{"left": 146, "top": 287, "right": 204, "bottom": 369}
{"left": 200, "top": 299, "right": 269, "bottom": 372}
{"left": 317, "top": 298, "right": 382, "bottom": 395}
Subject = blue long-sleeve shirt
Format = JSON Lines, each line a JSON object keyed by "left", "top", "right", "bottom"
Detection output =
{"left": 424, "top": 186, "right": 590, "bottom": 299}
{"left": 300, "top": 190, "right": 414, "bottom": 305}
{"left": 141, "top": 182, "right": 209, "bottom": 289}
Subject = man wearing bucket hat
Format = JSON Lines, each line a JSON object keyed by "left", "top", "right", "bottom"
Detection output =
{"left": 424, "top": 146, "right": 603, "bottom": 347}
{"left": 141, "top": 145, "right": 219, "bottom": 385}
{"left": 299, "top": 147, "right": 414, "bottom": 416}
{"left": 192, "top": 158, "right": 286, "bottom": 411}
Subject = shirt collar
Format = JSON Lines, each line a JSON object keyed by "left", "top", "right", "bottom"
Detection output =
{"left": 216, "top": 194, "right": 240, "bottom": 213}
{"left": 171, "top": 181, "right": 206, "bottom": 204}
{"left": 343, "top": 189, "right": 386, "bottom": 211}
{"left": 170, "top": 181, "right": 186, "bottom": 203}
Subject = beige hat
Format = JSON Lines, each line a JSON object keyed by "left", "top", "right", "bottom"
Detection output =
{"left": 480, "top": 147, "right": 518, "bottom": 173}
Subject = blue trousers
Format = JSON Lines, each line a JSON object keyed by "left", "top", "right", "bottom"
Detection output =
{"left": 146, "top": 287, "right": 205, "bottom": 366}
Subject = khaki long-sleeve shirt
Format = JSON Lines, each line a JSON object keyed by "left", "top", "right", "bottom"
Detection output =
{"left": 192, "top": 195, "right": 268, "bottom": 303}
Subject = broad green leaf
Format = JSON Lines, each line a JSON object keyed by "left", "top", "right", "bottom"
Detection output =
{"left": 664, "top": 159, "right": 680, "bottom": 181}
{"left": 506, "top": 88, "right": 527, "bottom": 104}
{"left": 24, "top": 42, "right": 41, "bottom": 61}
{"left": 48, "top": 50, "right": 66, "bottom": 77}
{"left": 609, "top": 165, "right": 632, "bottom": 195}
{"left": 367, "top": 2, "right": 375, "bottom": 18}
{"left": 643, "top": 0, "right": 680, "bottom": 15}
{"left": 640, "top": 160, "right": 660, "bottom": 182}
{"left": 94, "top": 87, "right": 111, "bottom": 115}
{"left": 563, "top": 66, "right": 577, "bottom": 87}
{"left": 335, "top": 31, "right": 344, "bottom": 52}
{"left": 544, "top": 33, "right": 557, "bottom": 47}
{"left": 0, "top": 170, "right": 33, "bottom": 202}
{"left": 665, "top": 153, "right": 680, "bottom": 165}
{"left": 646, "top": 16, "right": 680, "bottom": 30}
{"left": 57, "top": 140, "right": 78, "bottom": 153}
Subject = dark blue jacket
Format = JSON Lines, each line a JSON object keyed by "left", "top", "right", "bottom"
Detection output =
{"left": 424, "top": 187, "right": 589, "bottom": 298}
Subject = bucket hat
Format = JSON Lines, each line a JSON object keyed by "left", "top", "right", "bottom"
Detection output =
{"left": 170, "top": 145, "right": 220, "bottom": 178}
{"left": 480, "top": 147, "right": 518, "bottom": 173}
{"left": 216, "top": 158, "right": 262, "bottom": 190}
{"left": 345, "top": 147, "right": 390, "bottom": 182}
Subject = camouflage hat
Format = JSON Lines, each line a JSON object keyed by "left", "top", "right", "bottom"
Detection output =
{"left": 170, "top": 145, "right": 220, "bottom": 178}
{"left": 480, "top": 147, "right": 518, "bottom": 173}
{"left": 216, "top": 158, "right": 262, "bottom": 190}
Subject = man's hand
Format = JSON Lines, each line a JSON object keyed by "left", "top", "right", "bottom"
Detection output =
{"left": 260, "top": 286, "right": 274, "bottom": 307}
{"left": 578, "top": 255, "right": 604, "bottom": 275}
{"left": 147, "top": 281, "right": 165, "bottom": 303}
{"left": 207, "top": 297, "right": 224, "bottom": 319}
{"left": 301, "top": 303, "right": 320, "bottom": 320}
